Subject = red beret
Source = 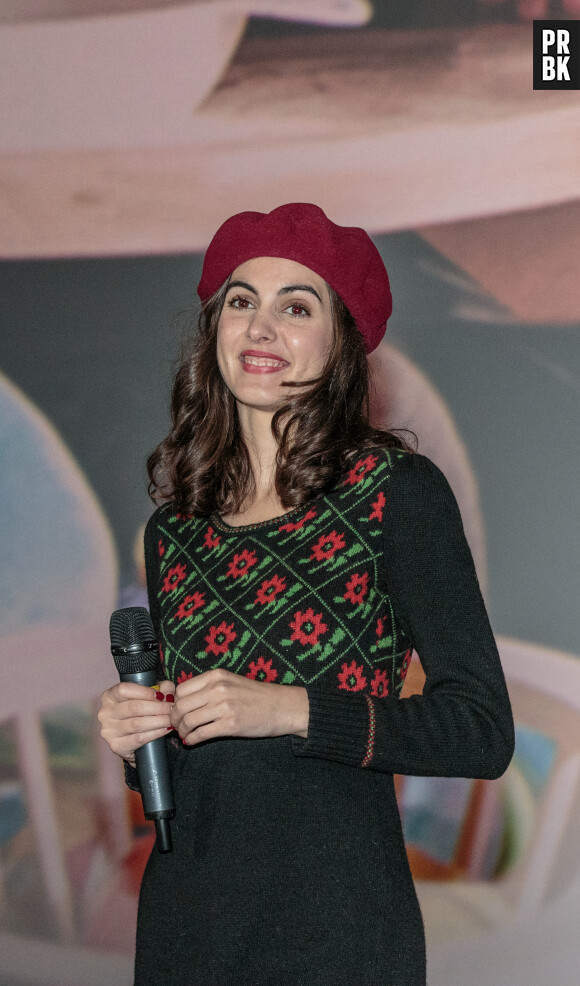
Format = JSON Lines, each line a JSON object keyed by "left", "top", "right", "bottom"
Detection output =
{"left": 197, "top": 203, "right": 392, "bottom": 354}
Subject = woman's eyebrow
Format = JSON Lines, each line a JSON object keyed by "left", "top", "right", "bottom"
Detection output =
{"left": 227, "top": 280, "right": 257, "bottom": 294}
{"left": 278, "top": 284, "right": 322, "bottom": 302}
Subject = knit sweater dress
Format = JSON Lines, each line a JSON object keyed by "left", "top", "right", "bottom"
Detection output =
{"left": 130, "top": 448, "right": 514, "bottom": 986}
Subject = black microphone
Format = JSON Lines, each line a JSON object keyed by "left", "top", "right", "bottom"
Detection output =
{"left": 109, "top": 606, "right": 175, "bottom": 853}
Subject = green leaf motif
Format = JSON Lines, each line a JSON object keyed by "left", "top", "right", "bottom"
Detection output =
{"left": 309, "top": 556, "right": 344, "bottom": 575}
{"left": 346, "top": 542, "right": 364, "bottom": 557}
{"left": 293, "top": 643, "right": 322, "bottom": 663}
{"left": 318, "top": 642, "right": 335, "bottom": 660}
{"left": 169, "top": 611, "right": 205, "bottom": 635}
{"left": 301, "top": 523, "right": 318, "bottom": 537}
{"left": 268, "top": 596, "right": 290, "bottom": 614}
{"left": 281, "top": 671, "right": 296, "bottom": 684}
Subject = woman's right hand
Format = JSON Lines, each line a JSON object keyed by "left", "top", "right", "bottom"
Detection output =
{"left": 98, "top": 680, "right": 176, "bottom": 766}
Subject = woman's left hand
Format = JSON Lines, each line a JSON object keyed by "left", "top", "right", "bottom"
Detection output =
{"left": 170, "top": 668, "right": 309, "bottom": 746}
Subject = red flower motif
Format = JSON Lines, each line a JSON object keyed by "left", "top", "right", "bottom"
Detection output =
{"left": 203, "top": 526, "right": 221, "bottom": 549}
{"left": 254, "top": 574, "right": 287, "bottom": 606}
{"left": 176, "top": 670, "right": 194, "bottom": 684}
{"left": 175, "top": 511, "right": 193, "bottom": 521}
{"left": 345, "top": 454, "right": 378, "bottom": 486}
{"left": 226, "top": 549, "right": 258, "bottom": 579}
{"left": 204, "top": 621, "right": 237, "bottom": 656}
{"left": 246, "top": 657, "right": 278, "bottom": 682}
{"left": 310, "top": 530, "right": 346, "bottom": 561}
{"left": 400, "top": 649, "right": 412, "bottom": 681}
{"left": 289, "top": 608, "right": 328, "bottom": 646}
{"left": 369, "top": 491, "right": 386, "bottom": 522}
{"left": 343, "top": 571, "right": 369, "bottom": 605}
{"left": 376, "top": 617, "right": 385, "bottom": 639}
{"left": 370, "top": 668, "right": 390, "bottom": 697}
{"left": 337, "top": 660, "right": 368, "bottom": 692}
{"left": 158, "top": 539, "right": 165, "bottom": 558}
{"left": 175, "top": 591, "right": 206, "bottom": 620}
{"left": 279, "top": 507, "right": 317, "bottom": 533}
{"left": 162, "top": 562, "right": 187, "bottom": 593}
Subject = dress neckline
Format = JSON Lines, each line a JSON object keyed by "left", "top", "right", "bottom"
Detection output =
{"left": 211, "top": 498, "right": 320, "bottom": 534}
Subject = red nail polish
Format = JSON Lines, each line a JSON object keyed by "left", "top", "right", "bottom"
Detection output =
{"left": 165, "top": 694, "right": 175, "bottom": 703}
{"left": 155, "top": 691, "right": 164, "bottom": 701}
{"left": 166, "top": 726, "right": 174, "bottom": 731}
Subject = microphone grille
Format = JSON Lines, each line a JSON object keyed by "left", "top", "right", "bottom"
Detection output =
{"left": 110, "top": 606, "right": 156, "bottom": 647}
{"left": 109, "top": 606, "right": 159, "bottom": 674}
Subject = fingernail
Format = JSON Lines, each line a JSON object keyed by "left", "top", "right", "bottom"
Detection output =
{"left": 182, "top": 738, "right": 189, "bottom": 746}
{"left": 165, "top": 694, "right": 175, "bottom": 703}
{"left": 155, "top": 691, "right": 164, "bottom": 701}
{"left": 166, "top": 726, "right": 174, "bottom": 731}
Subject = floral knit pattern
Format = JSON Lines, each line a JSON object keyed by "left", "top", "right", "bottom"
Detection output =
{"left": 147, "top": 448, "right": 413, "bottom": 699}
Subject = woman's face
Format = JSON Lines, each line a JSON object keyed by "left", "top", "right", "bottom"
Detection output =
{"left": 216, "top": 256, "right": 334, "bottom": 415}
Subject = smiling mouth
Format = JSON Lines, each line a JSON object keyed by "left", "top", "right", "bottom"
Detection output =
{"left": 240, "top": 355, "right": 288, "bottom": 368}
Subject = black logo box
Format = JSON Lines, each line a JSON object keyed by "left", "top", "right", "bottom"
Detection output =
{"left": 533, "top": 20, "right": 580, "bottom": 90}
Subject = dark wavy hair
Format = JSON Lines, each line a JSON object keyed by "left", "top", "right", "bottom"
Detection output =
{"left": 147, "top": 280, "right": 414, "bottom": 516}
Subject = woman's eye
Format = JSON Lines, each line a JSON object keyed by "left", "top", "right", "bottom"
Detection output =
{"left": 228, "top": 295, "right": 253, "bottom": 310}
{"left": 285, "top": 302, "right": 309, "bottom": 317}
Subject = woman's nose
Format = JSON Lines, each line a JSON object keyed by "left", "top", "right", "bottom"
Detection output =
{"left": 246, "top": 307, "right": 277, "bottom": 342}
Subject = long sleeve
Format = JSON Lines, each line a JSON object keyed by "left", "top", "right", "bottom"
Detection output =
{"left": 144, "top": 508, "right": 163, "bottom": 643}
{"left": 292, "top": 452, "right": 515, "bottom": 779}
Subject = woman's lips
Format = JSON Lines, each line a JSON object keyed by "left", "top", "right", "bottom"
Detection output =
{"left": 239, "top": 350, "right": 289, "bottom": 374}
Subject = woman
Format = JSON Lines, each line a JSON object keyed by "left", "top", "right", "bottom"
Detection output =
{"left": 99, "top": 202, "right": 514, "bottom": 986}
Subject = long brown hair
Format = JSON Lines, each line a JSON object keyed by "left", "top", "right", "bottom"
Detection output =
{"left": 147, "top": 281, "right": 413, "bottom": 516}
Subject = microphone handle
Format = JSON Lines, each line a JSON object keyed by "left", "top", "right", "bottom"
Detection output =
{"left": 120, "top": 667, "right": 175, "bottom": 853}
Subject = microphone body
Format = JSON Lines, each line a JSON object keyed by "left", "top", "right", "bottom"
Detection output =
{"left": 110, "top": 607, "right": 175, "bottom": 853}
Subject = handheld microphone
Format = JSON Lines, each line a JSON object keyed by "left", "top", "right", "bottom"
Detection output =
{"left": 109, "top": 606, "right": 175, "bottom": 853}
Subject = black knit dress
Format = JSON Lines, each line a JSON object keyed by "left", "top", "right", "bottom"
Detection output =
{"left": 129, "top": 449, "right": 514, "bottom": 986}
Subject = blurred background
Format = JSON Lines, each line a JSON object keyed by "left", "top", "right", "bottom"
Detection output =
{"left": 0, "top": 1, "right": 579, "bottom": 983}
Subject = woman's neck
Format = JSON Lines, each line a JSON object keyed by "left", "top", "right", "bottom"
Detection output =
{"left": 237, "top": 405, "right": 278, "bottom": 485}
{"left": 221, "top": 404, "right": 284, "bottom": 526}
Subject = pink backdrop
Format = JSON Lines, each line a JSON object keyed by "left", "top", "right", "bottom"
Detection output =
{"left": 1, "top": 3, "right": 579, "bottom": 984}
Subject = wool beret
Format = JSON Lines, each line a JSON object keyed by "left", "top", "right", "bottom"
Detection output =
{"left": 197, "top": 203, "right": 391, "bottom": 354}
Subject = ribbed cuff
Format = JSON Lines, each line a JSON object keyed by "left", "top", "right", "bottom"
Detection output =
{"left": 123, "top": 759, "right": 140, "bottom": 792}
{"left": 290, "top": 685, "right": 371, "bottom": 767}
